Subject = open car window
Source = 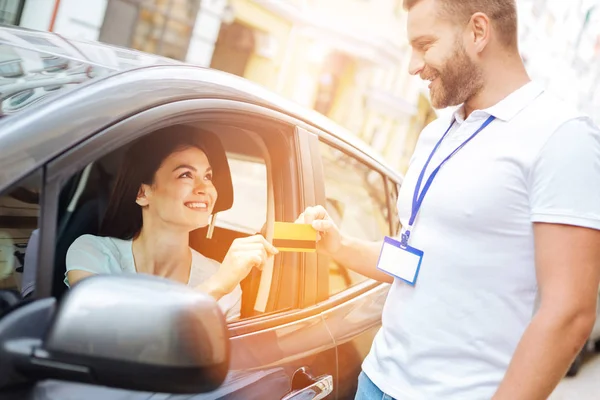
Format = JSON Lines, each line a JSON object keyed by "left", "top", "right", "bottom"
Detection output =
{"left": 319, "top": 141, "right": 390, "bottom": 296}
{"left": 216, "top": 153, "right": 267, "bottom": 235}
{"left": 50, "top": 119, "right": 296, "bottom": 323}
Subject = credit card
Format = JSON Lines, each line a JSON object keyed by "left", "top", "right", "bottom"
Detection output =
{"left": 273, "top": 222, "right": 317, "bottom": 252}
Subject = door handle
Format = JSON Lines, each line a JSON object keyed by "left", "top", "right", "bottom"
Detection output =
{"left": 281, "top": 367, "right": 333, "bottom": 400}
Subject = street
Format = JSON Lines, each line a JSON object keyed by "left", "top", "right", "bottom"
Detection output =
{"left": 550, "top": 354, "right": 600, "bottom": 399}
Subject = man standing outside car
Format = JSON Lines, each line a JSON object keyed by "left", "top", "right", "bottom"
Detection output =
{"left": 296, "top": 0, "right": 600, "bottom": 399}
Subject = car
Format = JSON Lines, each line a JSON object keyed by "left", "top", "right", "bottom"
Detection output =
{"left": 0, "top": 25, "right": 401, "bottom": 399}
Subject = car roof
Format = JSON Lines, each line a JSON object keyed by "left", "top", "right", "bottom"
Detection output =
{"left": 0, "top": 26, "right": 401, "bottom": 189}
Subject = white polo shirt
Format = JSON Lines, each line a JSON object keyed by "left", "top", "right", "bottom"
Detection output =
{"left": 362, "top": 82, "right": 600, "bottom": 399}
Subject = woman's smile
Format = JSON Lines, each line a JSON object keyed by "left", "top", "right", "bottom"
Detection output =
{"left": 184, "top": 201, "right": 210, "bottom": 211}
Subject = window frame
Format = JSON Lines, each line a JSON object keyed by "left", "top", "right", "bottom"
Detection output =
{"left": 304, "top": 126, "right": 396, "bottom": 298}
{"left": 37, "top": 99, "right": 305, "bottom": 325}
{"left": 387, "top": 177, "right": 401, "bottom": 237}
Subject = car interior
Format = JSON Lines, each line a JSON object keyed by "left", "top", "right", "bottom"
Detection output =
{"left": 0, "top": 172, "right": 40, "bottom": 306}
{"left": 1, "top": 121, "right": 295, "bottom": 321}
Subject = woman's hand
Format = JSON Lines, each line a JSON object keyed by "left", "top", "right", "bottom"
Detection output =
{"left": 295, "top": 205, "right": 343, "bottom": 256}
{"left": 200, "top": 235, "right": 278, "bottom": 300}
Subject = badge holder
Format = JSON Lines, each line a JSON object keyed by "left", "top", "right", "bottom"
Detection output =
{"left": 376, "top": 234, "right": 423, "bottom": 286}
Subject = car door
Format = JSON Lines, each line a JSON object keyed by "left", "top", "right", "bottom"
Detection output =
{"left": 296, "top": 125, "right": 401, "bottom": 399}
{"left": 0, "top": 76, "right": 338, "bottom": 399}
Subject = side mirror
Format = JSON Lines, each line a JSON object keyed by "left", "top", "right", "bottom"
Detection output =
{"left": 2, "top": 274, "right": 229, "bottom": 393}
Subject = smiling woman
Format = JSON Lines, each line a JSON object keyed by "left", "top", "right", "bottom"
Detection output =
{"left": 64, "top": 125, "right": 278, "bottom": 320}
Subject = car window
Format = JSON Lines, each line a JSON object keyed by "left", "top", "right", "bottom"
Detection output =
{"left": 0, "top": 168, "right": 42, "bottom": 305}
{"left": 52, "top": 123, "right": 283, "bottom": 321}
{"left": 0, "top": 42, "right": 114, "bottom": 118}
{"left": 319, "top": 142, "right": 390, "bottom": 296}
{"left": 217, "top": 154, "right": 267, "bottom": 234}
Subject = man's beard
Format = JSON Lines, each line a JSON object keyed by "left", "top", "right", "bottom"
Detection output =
{"left": 424, "top": 42, "right": 484, "bottom": 109}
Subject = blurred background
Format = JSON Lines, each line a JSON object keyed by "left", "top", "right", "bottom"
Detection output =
{"left": 2, "top": 0, "right": 600, "bottom": 174}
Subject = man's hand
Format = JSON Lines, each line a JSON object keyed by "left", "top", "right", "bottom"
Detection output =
{"left": 295, "top": 205, "right": 392, "bottom": 283}
{"left": 295, "top": 205, "right": 343, "bottom": 256}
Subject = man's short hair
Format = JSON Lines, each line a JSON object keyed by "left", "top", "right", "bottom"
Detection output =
{"left": 404, "top": 0, "right": 518, "bottom": 48}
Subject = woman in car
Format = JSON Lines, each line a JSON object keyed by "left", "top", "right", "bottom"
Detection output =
{"left": 65, "top": 125, "right": 277, "bottom": 319}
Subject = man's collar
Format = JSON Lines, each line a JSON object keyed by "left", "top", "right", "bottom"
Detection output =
{"left": 452, "top": 81, "right": 544, "bottom": 123}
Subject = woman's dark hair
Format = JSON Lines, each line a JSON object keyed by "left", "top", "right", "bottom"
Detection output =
{"left": 99, "top": 125, "right": 233, "bottom": 240}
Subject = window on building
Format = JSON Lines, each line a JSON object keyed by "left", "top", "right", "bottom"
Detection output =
{"left": 100, "top": 0, "right": 201, "bottom": 61}
{"left": 210, "top": 21, "right": 255, "bottom": 77}
{"left": 320, "top": 142, "right": 390, "bottom": 295}
{"left": 0, "top": 0, "right": 25, "bottom": 26}
{"left": 130, "top": 0, "right": 201, "bottom": 60}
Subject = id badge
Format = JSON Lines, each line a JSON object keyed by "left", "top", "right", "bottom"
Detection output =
{"left": 376, "top": 236, "right": 423, "bottom": 285}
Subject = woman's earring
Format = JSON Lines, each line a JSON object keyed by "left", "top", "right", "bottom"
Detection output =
{"left": 206, "top": 213, "right": 217, "bottom": 239}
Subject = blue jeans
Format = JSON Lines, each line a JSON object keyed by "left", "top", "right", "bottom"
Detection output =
{"left": 355, "top": 371, "right": 396, "bottom": 400}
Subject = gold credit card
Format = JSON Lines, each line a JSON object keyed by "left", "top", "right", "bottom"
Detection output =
{"left": 273, "top": 222, "right": 317, "bottom": 252}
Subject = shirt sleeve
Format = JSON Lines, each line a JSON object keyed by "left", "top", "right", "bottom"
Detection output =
{"left": 64, "top": 234, "right": 112, "bottom": 287}
{"left": 529, "top": 117, "right": 600, "bottom": 230}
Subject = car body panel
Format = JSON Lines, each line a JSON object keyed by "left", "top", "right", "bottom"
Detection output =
{"left": 322, "top": 284, "right": 389, "bottom": 399}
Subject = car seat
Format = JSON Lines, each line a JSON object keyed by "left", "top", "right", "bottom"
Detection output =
{"left": 51, "top": 163, "right": 111, "bottom": 298}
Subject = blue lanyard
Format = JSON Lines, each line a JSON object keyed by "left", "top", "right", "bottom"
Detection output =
{"left": 401, "top": 115, "right": 496, "bottom": 247}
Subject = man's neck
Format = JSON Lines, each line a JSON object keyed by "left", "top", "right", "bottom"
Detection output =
{"left": 463, "top": 59, "right": 531, "bottom": 118}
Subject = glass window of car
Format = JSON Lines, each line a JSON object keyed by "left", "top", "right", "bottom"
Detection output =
{"left": 319, "top": 142, "right": 390, "bottom": 295}
{"left": 52, "top": 123, "right": 281, "bottom": 320}
{"left": 217, "top": 153, "right": 267, "bottom": 234}
{"left": 0, "top": 169, "right": 42, "bottom": 306}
